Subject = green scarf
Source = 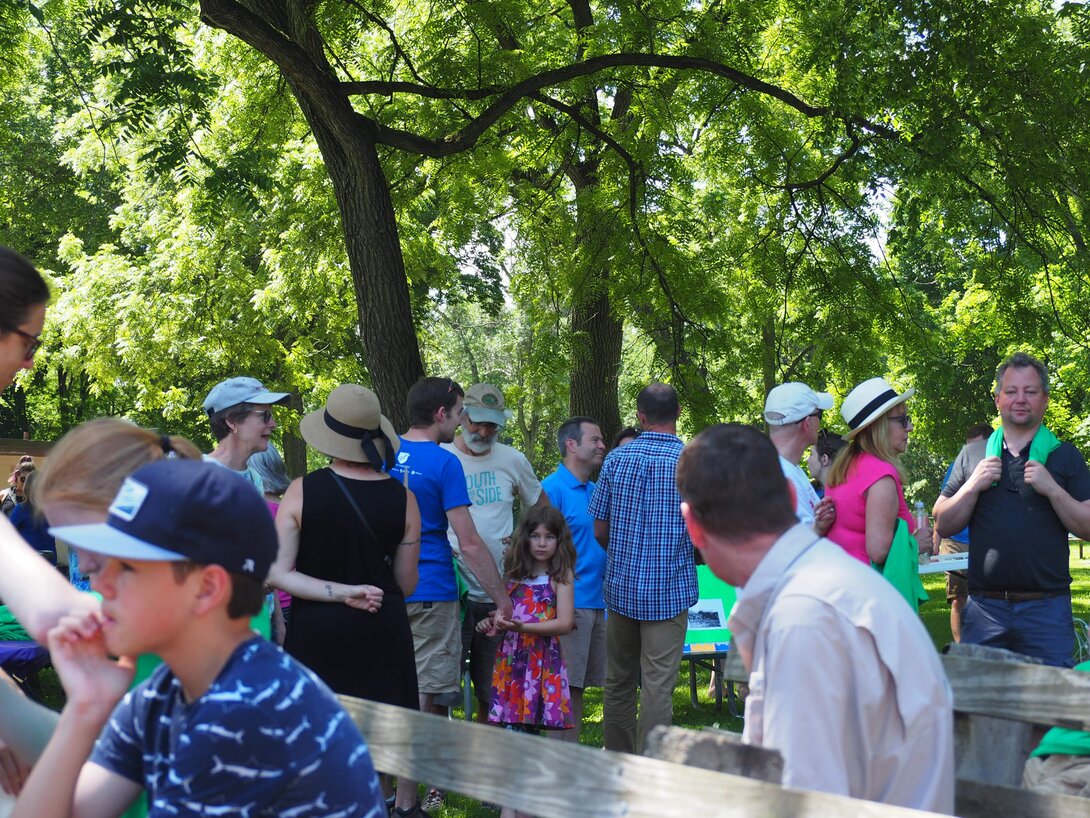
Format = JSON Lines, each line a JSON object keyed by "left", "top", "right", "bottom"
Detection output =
{"left": 986, "top": 425, "right": 1060, "bottom": 487}
{"left": 987, "top": 425, "right": 1060, "bottom": 465}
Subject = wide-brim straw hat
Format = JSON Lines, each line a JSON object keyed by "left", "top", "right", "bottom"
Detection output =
{"left": 300, "top": 384, "right": 399, "bottom": 467}
{"left": 840, "top": 377, "right": 915, "bottom": 440}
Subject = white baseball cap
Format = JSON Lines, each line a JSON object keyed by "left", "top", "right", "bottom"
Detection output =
{"left": 763, "top": 382, "right": 834, "bottom": 426}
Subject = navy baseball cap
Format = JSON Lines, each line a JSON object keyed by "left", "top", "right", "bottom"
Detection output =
{"left": 202, "top": 376, "right": 290, "bottom": 416}
{"left": 50, "top": 459, "right": 277, "bottom": 580}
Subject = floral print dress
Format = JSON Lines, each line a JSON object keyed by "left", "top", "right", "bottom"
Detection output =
{"left": 488, "top": 574, "right": 572, "bottom": 731}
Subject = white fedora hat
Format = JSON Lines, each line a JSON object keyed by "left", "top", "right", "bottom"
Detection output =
{"left": 840, "top": 377, "right": 915, "bottom": 440}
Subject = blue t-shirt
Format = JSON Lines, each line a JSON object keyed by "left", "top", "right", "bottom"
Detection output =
{"left": 388, "top": 438, "right": 472, "bottom": 602}
{"left": 542, "top": 464, "right": 605, "bottom": 609}
{"left": 940, "top": 463, "right": 969, "bottom": 545}
{"left": 91, "top": 637, "right": 383, "bottom": 818}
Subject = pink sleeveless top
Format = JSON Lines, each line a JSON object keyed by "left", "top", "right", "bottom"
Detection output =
{"left": 825, "top": 452, "right": 912, "bottom": 563}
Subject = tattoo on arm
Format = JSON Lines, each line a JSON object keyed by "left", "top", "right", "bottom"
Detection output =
{"left": 325, "top": 584, "right": 333, "bottom": 600}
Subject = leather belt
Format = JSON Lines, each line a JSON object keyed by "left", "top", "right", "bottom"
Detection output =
{"left": 976, "top": 590, "right": 1070, "bottom": 602}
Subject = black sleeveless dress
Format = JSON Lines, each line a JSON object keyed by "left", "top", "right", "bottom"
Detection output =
{"left": 284, "top": 468, "right": 418, "bottom": 709}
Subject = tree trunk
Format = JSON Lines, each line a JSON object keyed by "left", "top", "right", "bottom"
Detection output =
{"left": 286, "top": 96, "right": 425, "bottom": 431}
{"left": 197, "top": 0, "right": 426, "bottom": 432}
{"left": 569, "top": 185, "right": 623, "bottom": 443}
{"left": 282, "top": 391, "right": 308, "bottom": 479}
{"left": 570, "top": 286, "right": 623, "bottom": 444}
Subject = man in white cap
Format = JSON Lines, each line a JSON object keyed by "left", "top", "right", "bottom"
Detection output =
{"left": 763, "top": 382, "right": 835, "bottom": 534}
{"left": 442, "top": 383, "right": 548, "bottom": 723}
{"left": 201, "top": 376, "right": 290, "bottom": 493}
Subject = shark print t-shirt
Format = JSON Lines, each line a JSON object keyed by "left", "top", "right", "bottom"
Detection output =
{"left": 91, "top": 636, "right": 385, "bottom": 818}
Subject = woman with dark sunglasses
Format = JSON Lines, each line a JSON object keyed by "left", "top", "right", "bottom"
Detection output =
{"left": 825, "top": 377, "right": 934, "bottom": 566}
{"left": 200, "top": 376, "right": 290, "bottom": 493}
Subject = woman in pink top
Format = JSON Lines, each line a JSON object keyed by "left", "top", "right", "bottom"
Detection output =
{"left": 825, "top": 377, "right": 934, "bottom": 565}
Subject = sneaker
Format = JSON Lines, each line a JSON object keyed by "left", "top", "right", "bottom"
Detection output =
{"left": 421, "top": 788, "right": 445, "bottom": 812}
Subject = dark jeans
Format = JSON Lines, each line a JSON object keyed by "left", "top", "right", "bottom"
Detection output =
{"left": 962, "top": 593, "right": 1074, "bottom": 667}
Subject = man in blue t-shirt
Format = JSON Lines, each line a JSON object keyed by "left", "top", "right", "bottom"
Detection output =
{"left": 13, "top": 459, "right": 384, "bottom": 818}
{"left": 542, "top": 416, "right": 606, "bottom": 744}
{"left": 387, "top": 377, "right": 511, "bottom": 817}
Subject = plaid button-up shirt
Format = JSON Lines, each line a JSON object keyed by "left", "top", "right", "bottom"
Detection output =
{"left": 588, "top": 431, "right": 697, "bottom": 620}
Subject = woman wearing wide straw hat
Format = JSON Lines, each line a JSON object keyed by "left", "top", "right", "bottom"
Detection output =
{"left": 268, "top": 385, "right": 421, "bottom": 717}
{"left": 825, "top": 377, "right": 934, "bottom": 565}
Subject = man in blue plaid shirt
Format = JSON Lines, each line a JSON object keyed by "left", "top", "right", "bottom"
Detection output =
{"left": 589, "top": 383, "right": 697, "bottom": 754}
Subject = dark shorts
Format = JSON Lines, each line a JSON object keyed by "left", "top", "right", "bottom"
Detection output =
{"left": 938, "top": 538, "right": 968, "bottom": 602}
{"left": 460, "top": 598, "right": 500, "bottom": 703}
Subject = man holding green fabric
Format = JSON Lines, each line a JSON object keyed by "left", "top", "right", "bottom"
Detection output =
{"left": 935, "top": 352, "right": 1090, "bottom": 667}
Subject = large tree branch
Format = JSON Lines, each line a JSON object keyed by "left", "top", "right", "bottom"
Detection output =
{"left": 198, "top": 0, "right": 333, "bottom": 91}
{"left": 347, "top": 52, "right": 898, "bottom": 156}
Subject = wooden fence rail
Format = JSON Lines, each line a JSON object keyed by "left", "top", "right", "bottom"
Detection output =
{"left": 723, "top": 642, "right": 1090, "bottom": 816}
{"left": 339, "top": 642, "right": 1090, "bottom": 818}
{"left": 338, "top": 695, "right": 945, "bottom": 818}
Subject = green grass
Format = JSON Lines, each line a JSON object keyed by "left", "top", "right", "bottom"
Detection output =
{"left": 29, "top": 545, "right": 1090, "bottom": 817}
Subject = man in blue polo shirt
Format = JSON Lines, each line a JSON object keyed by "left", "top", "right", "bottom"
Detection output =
{"left": 542, "top": 416, "right": 607, "bottom": 743}
{"left": 589, "top": 384, "right": 697, "bottom": 754}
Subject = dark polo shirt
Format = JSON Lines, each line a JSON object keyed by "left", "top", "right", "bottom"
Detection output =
{"left": 942, "top": 437, "right": 1090, "bottom": 593}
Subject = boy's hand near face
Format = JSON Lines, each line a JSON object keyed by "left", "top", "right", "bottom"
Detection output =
{"left": 48, "top": 611, "right": 135, "bottom": 723}
{"left": 12, "top": 610, "right": 140, "bottom": 818}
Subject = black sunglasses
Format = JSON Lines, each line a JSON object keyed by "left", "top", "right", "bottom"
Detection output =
{"left": 4, "top": 325, "right": 41, "bottom": 359}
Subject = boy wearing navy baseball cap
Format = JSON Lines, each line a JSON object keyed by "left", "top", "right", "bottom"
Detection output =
{"left": 13, "top": 459, "right": 384, "bottom": 818}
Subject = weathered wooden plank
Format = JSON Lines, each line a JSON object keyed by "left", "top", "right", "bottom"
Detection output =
{"left": 942, "top": 654, "right": 1090, "bottom": 729}
{"left": 952, "top": 711, "right": 1036, "bottom": 787}
{"left": 955, "top": 778, "right": 1090, "bottom": 818}
{"left": 338, "top": 695, "right": 946, "bottom": 818}
{"left": 643, "top": 725, "right": 783, "bottom": 783}
{"left": 722, "top": 645, "right": 1090, "bottom": 729}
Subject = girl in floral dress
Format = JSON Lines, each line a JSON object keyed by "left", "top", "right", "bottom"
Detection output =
{"left": 479, "top": 506, "right": 576, "bottom": 742}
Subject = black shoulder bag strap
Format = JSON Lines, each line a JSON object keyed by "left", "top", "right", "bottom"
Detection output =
{"left": 327, "top": 469, "right": 379, "bottom": 543}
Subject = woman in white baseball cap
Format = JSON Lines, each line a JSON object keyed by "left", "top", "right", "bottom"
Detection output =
{"left": 824, "top": 377, "right": 934, "bottom": 566}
